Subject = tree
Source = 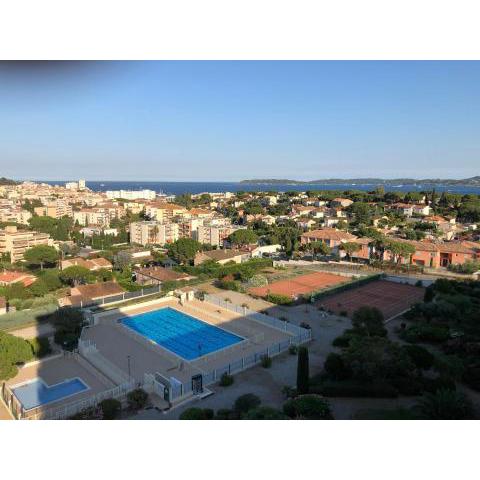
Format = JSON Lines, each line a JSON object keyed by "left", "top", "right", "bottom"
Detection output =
{"left": 59, "top": 265, "right": 92, "bottom": 286}
{"left": 307, "top": 241, "right": 331, "bottom": 256}
{"left": 24, "top": 245, "right": 59, "bottom": 270}
{"left": 283, "top": 395, "right": 333, "bottom": 419}
{"left": 0, "top": 331, "right": 33, "bottom": 380}
{"left": 167, "top": 238, "right": 202, "bottom": 264}
{"left": 297, "top": 346, "right": 310, "bottom": 394}
{"left": 418, "top": 389, "right": 475, "bottom": 420}
{"left": 352, "top": 306, "right": 387, "bottom": 337}
{"left": 339, "top": 242, "right": 361, "bottom": 260}
{"left": 228, "top": 229, "right": 258, "bottom": 247}
{"left": 385, "top": 240, "right": 416, "bottom": 265}
{"left": 244, "top": 406, "right": 288, "bottom": 419}
{"left": 179, "top": 407, "right": 214, "bottom": 420}
{"left": 324, "top": 352, "right": 351, "bottom": 380}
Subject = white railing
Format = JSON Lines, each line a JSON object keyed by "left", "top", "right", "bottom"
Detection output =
{"left": 203, "top": 294, "right": 313, "bottom": 339}
{"left": 40, "top": 380, "right": 137, "bottom": 420}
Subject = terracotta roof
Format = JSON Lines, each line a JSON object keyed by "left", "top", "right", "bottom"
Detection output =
{"left": 135, "top": 266, "right": 189, "bottom": 282}
{"left": 301, "top": 228, "right": 356, "bottom": 242}
{"left": 69, "top": 281, "right": 125, "bottom": 300}
{"left": 0, "top": 271, "right": 37, "bottom": 287}
{"left": 201, "top": 249, "right": 245, "bottom": 261}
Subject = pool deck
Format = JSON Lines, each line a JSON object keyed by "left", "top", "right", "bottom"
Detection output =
{"left": 85, "top": 297, "right": 293, "bottom": 384}
{"left": 5, "top": 355, "right": 113, "bottom": 418}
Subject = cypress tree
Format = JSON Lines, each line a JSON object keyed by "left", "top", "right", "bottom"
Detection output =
{"left": 297, "top": 346, "right": 310, "bottom": 394}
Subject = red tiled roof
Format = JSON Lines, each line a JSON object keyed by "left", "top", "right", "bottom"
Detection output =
{"left": 301, "top": 228, "right": 356, "bottom": 242}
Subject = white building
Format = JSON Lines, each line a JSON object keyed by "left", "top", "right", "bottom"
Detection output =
{"left": 106, "top": 190, "right": 156, "bottom": 201}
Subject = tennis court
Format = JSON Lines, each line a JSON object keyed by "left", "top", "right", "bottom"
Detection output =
{"left": 320, "top": 280, "right": 425, "bottom": 320}
{"left": 248, "top": 271, "right": 348, "bottom": 299}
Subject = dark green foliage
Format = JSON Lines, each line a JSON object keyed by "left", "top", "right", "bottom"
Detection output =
{"left": 24, "top": 245, "right": 59, "bottom": 269}
{"left": 244, "top": 406, "right": 288, "bottom": 420}
{"left": 28, "top": 337, "right": 52, "bottom": 359}
{"left": 59, "top": 265, "right": 92, "bottom": 286}
{"left": 219, "top": 372, "right": 234, "bottom": 387}
{"left": 351, "top": 306, "right": 386, "bottom": 337}
{"left": 214, "top": 408, "right": 239, "bottom": 420}
{"left": 228, "top": 229, "right": 258, "bottom": 246}
{"left": 261, "top": 354, "right": 272, "bottom": 368}
{"left": 167, "top": 238, "right": 202, "bottom": 264}
{"left": 324, "top": 352, "right": 351, "bottom": 380}
{"left": 400, "top": 323, "right": 450, "bottom": 343}
{"left": 283, "top": 394, "right": 333, "bottom": 419}
{"left": 99, "top": 398, "right": 122, "bottom": 420}
{"left": 296, "top": 347, "right": 309, "bottom": 394}
{"left": 127, "top": 389, "right": 149, "bottom": 410}
{"left": 0, "top": 331, "right": 34, "bottom": 380}
{"left": 402, "top": 345, "right": 434, "bottom": 370}
{"left": 313, "top": 380, "right": 399, "bottom": 398}
{"left": 418, "top": 389, "right": 475, "bottom": 420}
{"left": 179, "top": 407, "right": 214, "bottom": 420}
{"left": 49, "top": 307, "right": 85, "bottom": 350}
{"left": 234, "top": 393, "right": 261, "bottom": 415}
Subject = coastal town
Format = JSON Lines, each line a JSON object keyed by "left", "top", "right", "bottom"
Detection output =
{"left": 1, "top": 177, "right": 479, "bottom": 420}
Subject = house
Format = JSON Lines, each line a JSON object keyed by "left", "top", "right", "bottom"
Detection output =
{"left": 296, "top": 219, "right": 317, "bottom": 230}
{"left": 134, "top": 266, "right": 193, "bottom": 286}
{"left": 349, "top": 237, "right": 373, "bottom": 262}
{"left": 194, "top": 249, "right": 250, "bottom": 266}
{"left": 301, "top": 228, "right": 357, "bottom": 252}
{"left": 60, "top": 257, "right": 113, "bottom": 271}
{"left": 250, "top": 244, "right": 281, "bottom": 258}
{"left": 412, "top": 204, "right": 432, "bottom": 216}
{"left": 60, "top": 281, "right": 125, "bottom": 307}
{"left": 331, "top": 198, "right": 353, "bottom": 208}
{"left": 0, "top": 270, "right": 37, "bottom": 287}
{"left": 391, "top": 203, "right": 414, "bottom": 217}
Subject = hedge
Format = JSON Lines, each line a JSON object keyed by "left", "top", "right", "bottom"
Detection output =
{"left": 308, "top": 273, "right": 383, "bottom": 303}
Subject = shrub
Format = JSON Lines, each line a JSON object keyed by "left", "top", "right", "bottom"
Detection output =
{"left": 402, "top": 344, "right": 434, "bottom": 370}
{"left": 219, "top": 372, "right": 234, "bottom": 387}
{"left": 283, "top": 394, "right": 333, "bottom": 419}
{"left": 28, "top": 337, "right": 52, "bottom": 359}
{"left": 288, "top": 345, "right": 298, "bottom": 355}
{"left": 400, "top": 324, "right": 449, "bottom": 344}
{"left": 324, "top": 352, "right": 351, "bottom": 380}
{"left": 100, "top": 398, "right": 122, "bottom": 420}
{"left": 244, "top": 406, "right": 288, "bottom": 420}
{"left": 332, "top": 333, "right": 353, "bottom": 348}
{"left": 266, "top": 293, "right": 293, "bottom": 305}
{"left": 215, "top": 408, "right": 239, "bottom": 420}
{"left": 127, "top": 388, "right": 149, "bottom": 410}
{"left": 180, "top": 408, "right": 214, "bottom": 420}
{"left": 234, "top": 393, "right": 261, "bottom": 414}
{"left": 260, "top": 354, "right": 272, "bottom": 368}
{"left": 351, "top": 306, "right": 387, "bottom": 337}
{"left": 418, "top": 389, "right": 475, "bottom": 420}
{"left": 296, "top": 347, "right": 309, "bottom": 394}
{"left": 421, "top": 376, "right": 456, "bottom": 394}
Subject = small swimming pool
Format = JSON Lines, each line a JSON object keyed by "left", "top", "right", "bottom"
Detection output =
{"left": 12, "top": 377, "right": 89, "bottom": 410}
{"left": 121, "top": 307, "right": 243, "bottom": 360}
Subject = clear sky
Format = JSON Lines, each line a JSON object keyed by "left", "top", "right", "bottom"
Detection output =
{"left": 0, "top": 61, "right": 479, "bottom": 181}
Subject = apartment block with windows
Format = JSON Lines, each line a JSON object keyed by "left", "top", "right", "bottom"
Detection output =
{"left": 0, "top": 226, "right": 53, "bottom": 262}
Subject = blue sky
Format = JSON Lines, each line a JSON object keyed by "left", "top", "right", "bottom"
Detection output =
{"left": 0, "top": 61, "right": 479, "bottom": 181}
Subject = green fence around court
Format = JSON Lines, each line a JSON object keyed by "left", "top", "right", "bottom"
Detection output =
{"left": 0, "top": 303, "right": 58, "bottom": 332}
{"left": 306, "top": 273, "right": 384, "bottom": 303}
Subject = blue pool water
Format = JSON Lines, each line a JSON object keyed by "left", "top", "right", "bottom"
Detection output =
{"left": 12, "top": 378, "right": 89, "bottom": 410}
{"left": 122, "top": 307, "right": 243, "bottom": 360}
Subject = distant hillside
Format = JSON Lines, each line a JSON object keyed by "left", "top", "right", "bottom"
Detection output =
{"left": 241, "top": 177, "right": 480, "bottom": 186}
{"left": 0, "top": 177, "right": 18, "bottom": 186}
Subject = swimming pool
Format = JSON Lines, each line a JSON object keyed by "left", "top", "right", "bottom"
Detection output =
{"left": 12, "top": 377, "right": 89, "bottom": 410}
{"left": 121, "top": 307, "right": 243, "bottom": 360}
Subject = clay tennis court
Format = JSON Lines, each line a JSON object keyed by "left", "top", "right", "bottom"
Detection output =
{"left": 248, "top": 271, "right": 348, "bottom": 299}
{"left": 320, "top": 280, "right": 425, "bottom": 320}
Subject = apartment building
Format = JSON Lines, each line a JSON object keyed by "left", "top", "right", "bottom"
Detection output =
{"left": 196, "top": 224, "right": 239, "bottom": 247}
{"left": 34, "top": 200, "right": 73, "bottom": 219}
{"left": 144, "top": 202, "right": 187, "bottom": 222}
{"left": 0, "top": 207, "right": 32, "bottom": 225}
{"left": 106, "top": 189, "right": 156, "bottom": 201}
{"left": 129, "top": 221, "right": 179, "bottom": 246}
{"left": 0, "top": 226, "right": 53, "bottom": 262}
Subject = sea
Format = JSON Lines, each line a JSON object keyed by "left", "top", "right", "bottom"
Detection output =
{"left": 41, "top": 180, "right": 480, "bottom": 196}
